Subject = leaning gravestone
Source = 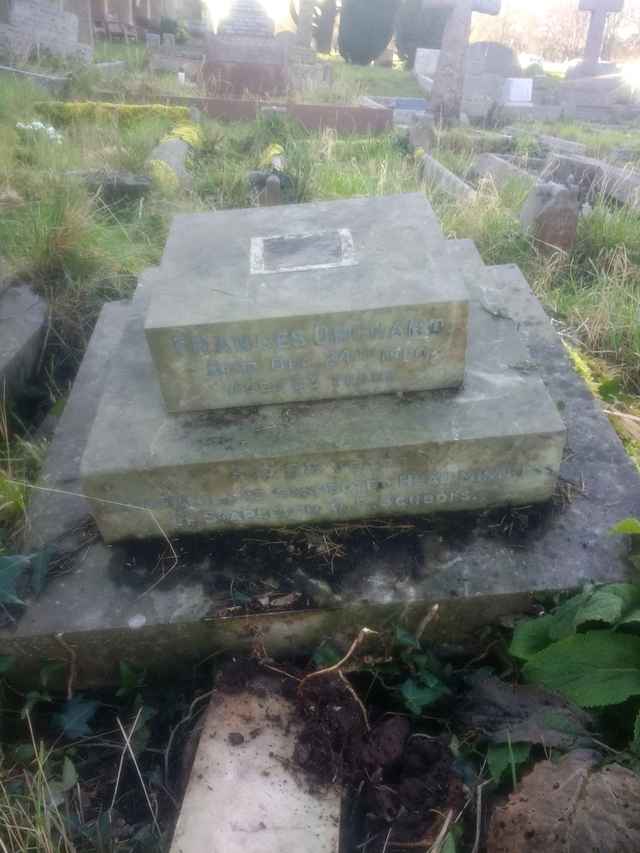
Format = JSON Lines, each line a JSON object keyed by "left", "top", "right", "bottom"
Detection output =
{"left": 423, "top": 0, "right": 501, "bottom": 120}
{"left": 80, "top": 192, "right": 566, "bottom": 542}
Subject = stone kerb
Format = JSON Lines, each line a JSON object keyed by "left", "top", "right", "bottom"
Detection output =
{"left": 420, "top": 153, "right": 477, "bottom": 201}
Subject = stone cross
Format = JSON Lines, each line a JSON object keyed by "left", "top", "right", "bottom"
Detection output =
{"left": 422, "top": 0, "right": 501, "bottom": 121}
{"left": 579, "top": 0, "right": 623, "bottom": 68}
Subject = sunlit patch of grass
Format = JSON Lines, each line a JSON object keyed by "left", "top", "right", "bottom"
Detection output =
{"left": 323, "top": 54, "right": 425, "bottom": 98}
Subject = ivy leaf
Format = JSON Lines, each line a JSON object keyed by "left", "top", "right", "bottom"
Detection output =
{"left": 510, "top": 614, "right": 555, "bottom": 660}
{"left": 631, "top": 710, "right": 640, "bottom": 756}
{"left": 523, "top": 631, "right": 640, "bottom": 708}
{"left": 29, "top": 550, "right": 50, "bottom": 597}
{"left": 395, "top": 626, "right": 421, "bottom": 650}
{"left": 611, "top": 518, "right": 640, "bottom": 536}
{"left": 312, "top": 643, "right": 342, "bottom": 669}
{"left": 441, "top": 832, "right": 457, "bottom": 853}
{"left": 487, "top": 741, "right": 531, "bottom": 784}
{"left": 0, "top": 656, "right": 15, "bottom": 674}
{"left": 401, "top": 674, "right": 449, "bottom": 715}
{"left": 53, "top": 697, "right": 99, "bottom": 739}
{"left": 0, "top": 556, "right": 29, "bottom": 606}
{"left": 116, "top": 661, "right": 146, "bottom": 698}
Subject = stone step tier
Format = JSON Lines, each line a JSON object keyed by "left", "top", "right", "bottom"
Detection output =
{"left": 80, "top": 240, "right": 566, "bottom": 543}
{"left": 144, "top": 194, "right": 468, "bottom": 412}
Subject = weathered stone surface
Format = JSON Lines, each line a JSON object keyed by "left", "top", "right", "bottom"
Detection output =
{"left": 145, "top": 194, "right": 465, "bottom": 411}
{"left": 538, "top": 134, "right": 587, "bottom": 157}
{"left": 542, "top": 151, "right": 640, "bottom": 210}
{"left": 68, "top": 169, "right": 151, "bottom": 203}
{"left": 424, "top": 0, "right": 501, "bottom": 120}
{"left": 468, "top": 153, "right": 533, "bottom": 189}
{"left": 170, "top": 687, "right": 341, "bottom": 853}
{"left": 84, "top": 257, "right": 563, "bottom": 542}
{"left": 0, "top": 0, "right": 92, "bottom": 62}
{"left": 579, "top": 0, "right": 624, "bottom": 69}
{"left": 8, "top": 253, "right": 639, "bottom": 685}
{"left": 24, "top": 298, "right": 132, "bottom": 551}
{"left": 147, "top": 138, "right": 192, "bottom": 189}
{"left": 420, "top": 153, "right": 477, "bottom": 200}
{"left": 521, "top": 181, "right": 579, "bottom": 254}
{"left": 0, "top": 284, "right": 47, "bottom": 402}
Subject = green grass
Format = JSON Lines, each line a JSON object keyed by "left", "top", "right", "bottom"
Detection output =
{"left": 324, "top": 54, "right": 424, "bottom": 98}
{"left": 525, "top": 118, "right": 640, "bottom": 160}
{"left": 92, "top": 40, "right": 148, "bottom": 71}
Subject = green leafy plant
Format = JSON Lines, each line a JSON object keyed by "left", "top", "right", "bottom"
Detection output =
{"left": 392, "top": 625, "right": 451, "bottom": 715}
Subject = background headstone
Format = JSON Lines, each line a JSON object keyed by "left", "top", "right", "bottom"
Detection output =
{"left": 520, "top": 181, "right": 579, "bottom": 254}
{"left": 423, "top": 0, "right": 501, "bottom": 121}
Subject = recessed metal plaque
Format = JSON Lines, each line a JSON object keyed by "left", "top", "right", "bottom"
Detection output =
{"left": 250, "top": 229, "right": 357, "bottom": 275}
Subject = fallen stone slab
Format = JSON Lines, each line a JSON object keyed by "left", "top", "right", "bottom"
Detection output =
{"left": 420, "top": 153, "right": 477, "bottom": 201}
{"left": 538, "top": 134, "right": 587, "bottom": 157}
{"left": 467, "top": 153, "right": 534, "bottom": 189}
{"left": 0, "top": 284, "right": 48, "bottom": 402}
{"left": 542, "top": 151, "right": 640, "bottom": 210}
{"left": 6, "top": 244, "right": 638, "bottom": 687}
{"left": 0, "top": 64, "right": 69, "bottom": 96}
{"left": 147, "top": 137, "right": 192, "bottom": 190}
{"left": 67, "top": 169, "right": 152, "bottom": 204}
{"left": 170, "top": 683, "right": 341, "bottom": 853}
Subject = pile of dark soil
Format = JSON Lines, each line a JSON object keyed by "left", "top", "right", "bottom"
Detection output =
{"left": 294, "top": 674, "right": 465, "bottom": 852}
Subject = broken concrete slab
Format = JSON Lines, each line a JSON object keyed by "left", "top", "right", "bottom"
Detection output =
{"left": 7, "top": 243, "right": 638, "bottom": 687}
{"left": 0, "top": 284, "right": 48, "bottom": 403}
{"left": 420, "top": 153, "right": 477, "bottom": 201}
{"left": 170, "top": 684, "right": 341, "bottom": 853}
{"left": 467, "top": 153, "right": 534, "bottom": 189}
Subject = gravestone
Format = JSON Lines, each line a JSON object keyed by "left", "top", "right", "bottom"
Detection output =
{"left": 217, "top": 0, "right": 274, "bottom": 37}
{"left": 144, "top": 195, "right": 469, "bottom": 411}
{"left": 206, "top": 0, "right": 286, "bottom": 96}
{"left": 576, "top": 0, "right": 623, "bottom": 76}
{"left": 0, "top": 0, "right": 92, "bottom": 61}
{"left": 520, "top": 181, "right": 579, "bottom": 254}
{"left": 422, "top": 0, "right": 501, "bottom": 120}
{"left": 79, "top": 192, "right": 566, "bottom": 543}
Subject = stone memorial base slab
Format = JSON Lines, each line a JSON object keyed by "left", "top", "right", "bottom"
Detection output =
{"left": 7, "top": 258, "right": 638, "bottom": 688}
{"left": 170, "top": 686, "right": 341, "bottom": 853}
{"left": 83, "top": 259, "right": 565, "bottom": 542}
{"left": 145, "top": 195, "right": 466, "bottom": 411}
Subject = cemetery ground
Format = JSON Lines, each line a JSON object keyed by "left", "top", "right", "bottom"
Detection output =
{"left": 2, "top": 66, "right": 640, "bottom": 852}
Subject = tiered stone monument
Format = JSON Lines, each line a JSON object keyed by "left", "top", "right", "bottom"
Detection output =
{"left": 207, "top": 0, "right": 286, "bottom": 97}
{"left": 80, "top": 193, "right": 566, "bottom": 542}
